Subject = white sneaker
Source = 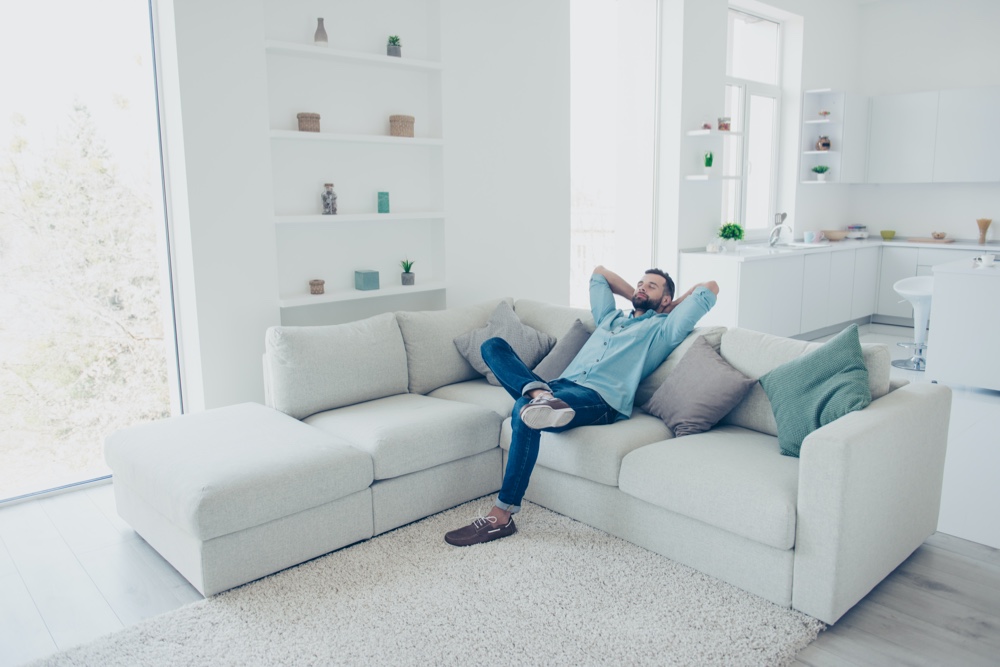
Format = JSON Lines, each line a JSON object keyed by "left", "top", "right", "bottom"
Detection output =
{"left": 519, "top": 395, "right": 575, "bottom": 429}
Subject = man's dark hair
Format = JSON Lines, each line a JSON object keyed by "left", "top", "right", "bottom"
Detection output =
{"left": 645, "top": 268, "right": 674, "bottom": 299}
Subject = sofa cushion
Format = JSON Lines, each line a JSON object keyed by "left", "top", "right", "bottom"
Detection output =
{"left": 719, "top": 327, "right": 891, "bottom": 436}
{"left": 453, "top": 301, "right": 555, "bottom": 386}
{"left": 759, "top": 324, "right": 872, "bottom": 457}
{"left": 304, "top": 394, "right": 502, "bottom": 481}
{"left": 427, "top": 379, "right": 515, "bottom": 419}
{"left": 104, "top": 402, "right": 374, "bottom": 541}
{"left": 265, "top": 313, "right": 408, "bottom": 420}
{"left": 634, "top": 326, "right": 727, "bottom": 407}
{"left": 499, "top": 412, "right": 671, "bottom": 487}
{"left": 513, "top": 299, "right": 594, "bottom": 341}
{"left": 532, "top": 318, "right": 592, "bottom": 382}
{"left": 642, "top": 336, "right": 756, "bottom": 437}
{"left": 619, "top": 426, "right": 799, "bottom": 550}
{"left": 396, "top": 298, "right": 511, "bottom": 395}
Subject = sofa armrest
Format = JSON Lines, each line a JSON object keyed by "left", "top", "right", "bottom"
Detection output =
{"left": 792, "top": 382, "right": 951, "bottom": 624}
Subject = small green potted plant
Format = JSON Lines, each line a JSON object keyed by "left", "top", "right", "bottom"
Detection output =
{"left": 718, "top": 222, "right": 744, "bottom": 252}
{"left": 811, "top": 165, "right": 830, "bottom": 182}
{"left": 400, "top": 257, "right": 415, "bottom": 285}
{"left": 387, "top": 35, "right": 401, "bottom": 57}
{"left": 703, "top": 151, "right": 714, "bottom": 174}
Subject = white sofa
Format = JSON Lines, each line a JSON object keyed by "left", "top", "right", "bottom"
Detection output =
{"left": 105, "top": 297, "right": 951, "bottom": 625}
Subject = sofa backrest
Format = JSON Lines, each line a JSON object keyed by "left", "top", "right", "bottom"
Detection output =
{"left": 718, "top": 327, "right": 891, "bottom": 436}
{"left": 513, "top": 299, "right": 595, "bottom": 339}
{"left": 264, "top": 312, "right": 408, "bottom": 420}
{"left": 395, "top": 298, "right": 513, "bottom": 395}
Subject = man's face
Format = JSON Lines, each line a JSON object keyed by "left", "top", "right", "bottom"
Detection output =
{"left": 632, "top": 273, "right": 671, "bottom": 312}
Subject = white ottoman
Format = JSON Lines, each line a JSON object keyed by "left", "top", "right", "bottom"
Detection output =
{"left": 105, "top": 402, "right": 374, "bottom": 596}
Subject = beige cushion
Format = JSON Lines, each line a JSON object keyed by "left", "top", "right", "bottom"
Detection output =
{"left": 427, "top": 379, "right": 515, "bottom": 418}
{"left": 500, "top": 412, "right": 671, "bottom": 487}
{"left": 104, "top": 402, "right": 374, "bottom": 541}
{"left": 532, "top": 318, "right": 592, "bottom": 381}
{"left": 719, "top": 328, "right": 891, "bottom": 436}
{"left": 305, "top": 394, "right": 502, "bottom": 481}
{"left": 514, "top": 299, "right": 595, "bottom": 340}
{"left": 265, "top": 312, "right": 407, "bottom": 420}
{"left": 453, "top": 301, "right": 555, "bottom": 385}
{"left": 396, "top": 298, "right": 511, "bottom": 395}
{"left": 619, "top": 426, "right": 800, "bottom": 550}
{"left": 634, "top": 326, "right": 727, "bottom": 407}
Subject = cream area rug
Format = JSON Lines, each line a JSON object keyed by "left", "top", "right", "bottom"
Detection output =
{"left": 32, "top": 499, "right": 824, "bottom": 666}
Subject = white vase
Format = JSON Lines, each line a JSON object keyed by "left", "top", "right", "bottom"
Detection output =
{"left": 815, "top": 173, "right": 827, "bottom": 182}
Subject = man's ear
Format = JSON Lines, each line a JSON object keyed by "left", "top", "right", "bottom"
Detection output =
{"left": 657, "top": 295, "right": 672, "bottom": 314}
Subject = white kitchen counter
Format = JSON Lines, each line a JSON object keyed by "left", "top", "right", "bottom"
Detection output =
{"left": 926, "top": 257, "right": 1000, "bottom": 391}
{"left": 681, "top": 238, "right": 1000, "bottom": 262}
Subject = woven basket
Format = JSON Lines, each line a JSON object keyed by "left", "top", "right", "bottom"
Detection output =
{"left": 309, "top": 279, "right": 325, "bottom": 295}
{"left": 297, "top": 113, "right": 321, "bottom": 132}
{"left": 389, "top": 114, "right": 415, "bottom": 137}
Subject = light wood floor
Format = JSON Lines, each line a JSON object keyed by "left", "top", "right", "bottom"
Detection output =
{"left": 1, "top": 482, "right": 998, "bottom": 666}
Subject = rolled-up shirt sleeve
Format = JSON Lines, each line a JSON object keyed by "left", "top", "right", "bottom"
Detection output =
{"left": 661, "top": 286, "right": 717, "bottom": 340}
{"left": 589, "top": 274, "right": 618, "bottom": 327}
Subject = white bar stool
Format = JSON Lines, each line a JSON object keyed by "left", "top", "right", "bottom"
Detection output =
{"left": 892, "top": 275, "right": 933, "bottom": 371}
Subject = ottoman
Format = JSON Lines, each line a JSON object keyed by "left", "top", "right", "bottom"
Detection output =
{"left": 105, "top": 402, "right": 375, "bottom": 596}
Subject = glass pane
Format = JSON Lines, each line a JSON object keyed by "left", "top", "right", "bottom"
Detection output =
{"left": 745, "top": 94, "right": 776, "bottom": 230}
{"left": 0, "top": 1, "right": 177, "bottom": 501}
{"left": 570, "top": 0, "right": 657, "bottom": 308}
{"left": 721, "top": 84, "right": 744, "bottom": 226}
{"left": 727, "top": 10, "right": 779, "bottom": 85}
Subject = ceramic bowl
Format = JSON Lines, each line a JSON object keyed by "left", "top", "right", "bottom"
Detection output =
{"left": 880, "top": 230, "right": 896, "bottom": 240}
{"left": 931, "top": 231, "right": 946, "bottom": 240}
{"left": 823, "top": 230, "right": 848, "bottom": 241}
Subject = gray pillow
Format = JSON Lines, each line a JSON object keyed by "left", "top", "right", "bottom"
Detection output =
{"left": 454, "top": 301, "right": 555, "bottom": 386}
{"left": 642, "top": 336, "right": 756, "bottom": 438}
{"left": 532, "top": 319, "right": 591, "bottom": 381}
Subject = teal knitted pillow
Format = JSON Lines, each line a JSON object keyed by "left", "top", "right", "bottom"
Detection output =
{"left": 758, "top": 324, "right": 871, "bottom": 457}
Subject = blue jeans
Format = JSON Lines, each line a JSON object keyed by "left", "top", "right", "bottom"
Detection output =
{"left": 480, "top": 337, "right": 619, "bottom": 514}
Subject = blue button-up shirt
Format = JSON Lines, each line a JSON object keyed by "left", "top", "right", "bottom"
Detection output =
{"left": 560, "top": 274, "right": 717, "bottom": 419}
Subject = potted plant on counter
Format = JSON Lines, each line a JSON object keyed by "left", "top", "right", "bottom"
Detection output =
{"left": 718, "top": 222, "right": 744, "bottom": 252}
{"left": 400, "top": 257, "right": 415, "bottom": 285}
{"left": 387, "top": 35, "right": 402, "bottom": 57}
{"left": 811, "top": 165, "right": 830, "bottom": 182}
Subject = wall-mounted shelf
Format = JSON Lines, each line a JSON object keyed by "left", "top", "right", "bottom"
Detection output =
{"left": 685, "top": 174, "right": 740, "bottom": 181}
{"left": 274, "top": 212, "right": 445, "bottom": 225}
{"left": 270, "top": 130, "right": 444, "bottom": 146}
{"left": 686, "top": 129, "right": 744, "bottom": 137}
{"left": 264, "top": 40, "right": 442, "bottom": 71}
{"left": 280, "top": 282, "right": 447, "bottom": 308}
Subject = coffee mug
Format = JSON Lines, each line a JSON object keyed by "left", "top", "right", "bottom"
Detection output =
{"left": 804, "top": 231, "right": 816, "bottom": 243}
{"left": 981, "top": 253, "right": 996, "bottom": 267}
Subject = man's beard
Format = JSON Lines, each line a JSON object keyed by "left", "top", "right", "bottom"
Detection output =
{"left": 632, "top": 293, "right": 659, "bottom": 312}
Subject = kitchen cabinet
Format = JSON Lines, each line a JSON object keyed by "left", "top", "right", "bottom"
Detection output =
{"left": 800, "top": 251, "right": 857, "bottom": 334}
{"left": 866, "top": 91, "right": 939, "bottom": 184}
{"left": 799, "top": 90, "right": 869, "bottom": 184}
{"left": 737, "top": 256, "right": 805, "bottom": 337}
{"left": 875, "top": 247, "right": 919, "bottom": 319}
{"left": 851, "top": 246, "right": 880, "bottom": 320}
{"left": 933, "top": 86, "right": 1000, "bottom": 183}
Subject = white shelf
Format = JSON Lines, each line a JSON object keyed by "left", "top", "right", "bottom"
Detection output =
{"left": 686, "top": 129, "right": 744, "bottom": 137}
{"left": 804, "top": 119, "right": 835, "bottom": 124}
{"left": 270, "top": 130, "right": 444, "bottom": 146}
{"left": 265, "top": 40, "right": 442, "bottom": 71}
{"left": 685, "top": 174, "right": 740, "bottom": 181}
{"left": 802, "top": 150, "right": 839, "bottom": 155}
{"left": 280, "top": 281, "right": 446, "bottom": 308}
{"left": 275, "top": 212, "right": 445, "bottom": 225}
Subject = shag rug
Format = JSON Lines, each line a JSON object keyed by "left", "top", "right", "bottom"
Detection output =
{"left": 32, "top": 499, "right": 824, "bottom": 666}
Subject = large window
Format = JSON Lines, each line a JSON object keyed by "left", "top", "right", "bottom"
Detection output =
{"left": 0, "top": 0, "right": 178, "bottom": 502}
{"left": 723, "top": 9, "right": 782, "bottom": 232}
{"left": 570, "top": 0, "right": 658, "bottom": 307}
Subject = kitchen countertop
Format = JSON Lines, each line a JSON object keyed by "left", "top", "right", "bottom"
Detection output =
{"left": 932, "top": 257, "right": 1000, "bottom": 277}
{"left": 682, "top": 238, "right": 1000, "bottom": 261}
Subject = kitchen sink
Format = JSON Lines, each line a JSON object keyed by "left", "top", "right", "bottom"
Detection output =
{"left": 736, "top": 244, "right": 797, "bottom": 255}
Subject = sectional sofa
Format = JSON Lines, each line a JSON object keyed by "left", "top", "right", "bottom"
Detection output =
{"left": 105, "top": 297, "right": 951, "bottom": 625}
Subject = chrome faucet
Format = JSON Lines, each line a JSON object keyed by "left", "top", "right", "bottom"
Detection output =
{"left": 769, "top": 212, "right": 790, "bottom": 246}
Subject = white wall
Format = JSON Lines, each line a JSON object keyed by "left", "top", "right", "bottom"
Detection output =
{"left": 441, "top": 1, "right": 571, "bottom": 308}
{"left": 846, "top": 0, "right": 1000, "bottom": 241}
{"left": 156, "top": 0, "right": 280, "bottom": 411}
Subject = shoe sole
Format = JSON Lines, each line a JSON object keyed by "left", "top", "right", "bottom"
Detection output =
{"left": 520, "top": 405, "right": 575, "bottom": 430}
{"left": 444, "top": 525, "right": 517, "bottom": 547}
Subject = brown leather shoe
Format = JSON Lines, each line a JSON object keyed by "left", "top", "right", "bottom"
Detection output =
{"left": 444, "top": 516, "right": 517, "bottom": 547}
{"left": 519, "top": 395, "right": 575, "bottom": 429}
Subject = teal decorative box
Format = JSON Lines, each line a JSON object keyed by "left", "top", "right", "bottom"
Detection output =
{"left": 377, "top": 192, "right": 390, "bottom": 213}
{"left": 354, "top": 270, "right": 380, "bottom": 291}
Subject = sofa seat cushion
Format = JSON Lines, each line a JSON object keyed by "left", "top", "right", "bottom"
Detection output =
{"left": 305, "top": 394, "right": 502, "bottom": 481}
{"left": 618, "top": 425, "right": 799, "bottom": 550}
{"left": 104, "top": 402, "right": 374, "bottom": 541}
{"left": 427, "top": 379, "right": 515, "bottom": 419}
{"left": 500, "top": 412, "right": 671, "bottom": 487}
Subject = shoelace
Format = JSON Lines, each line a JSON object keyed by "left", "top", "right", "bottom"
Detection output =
{"left": 472, "top": 516, "right": 497, "bottom": 529}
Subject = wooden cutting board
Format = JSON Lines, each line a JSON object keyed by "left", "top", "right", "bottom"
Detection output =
{"left": 907, "top": 237, "right": 955, "bottom": 243}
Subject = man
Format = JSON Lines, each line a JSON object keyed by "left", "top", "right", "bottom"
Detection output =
{"left": 444, "top": 266, "right": 719, "bottom": 546}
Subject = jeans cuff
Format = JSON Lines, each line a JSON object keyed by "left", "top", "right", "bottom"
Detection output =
{"left": 520, "top": 381, "right": 551, "bottom": 397}
{"left": 495, "top": 498, "right": 521, "bottom": 514}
